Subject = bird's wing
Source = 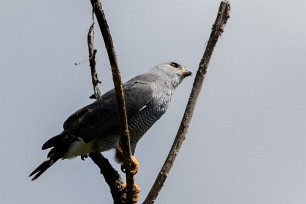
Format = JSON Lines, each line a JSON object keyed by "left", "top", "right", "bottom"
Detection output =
{"left": 81, "top": 80, "right": 154, "bottom": 141}
{"left": 65, "top": 78, "right": 154, "bottom": 130}
{"left": 43, "top": 78, "right": 154, "bottom": 149}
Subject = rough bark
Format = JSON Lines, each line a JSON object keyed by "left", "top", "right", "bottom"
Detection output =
{"left": 89, "top": 153, "right": 125, "bottom": 204}
{"left": 87, "top": 22, "right": 101, "bottom": 99}
{"left": 89, "top": 0, "right": 137, "bottom": 203}
{"left": 143, "top": 1, "right": 231, "bottom": 203}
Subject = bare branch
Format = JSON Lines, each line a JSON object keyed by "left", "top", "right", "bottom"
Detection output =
{"left": 143, "top": 1, "right": 231, "bottom": 203}
{"left": 89, "top": 153, "right": 125, "bottom": 204}
{"left": 86, "top": 19, "right": 124, "bottom": 202}
{"left": 87, "top": 22, "right": 101, "bottom": 99}
{"left": 90, "top": 0, "right": 137, "bottom": 203}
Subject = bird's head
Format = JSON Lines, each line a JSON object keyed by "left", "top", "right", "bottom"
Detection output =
{"left": 152, "top": 62, "right": 192, "bottom": 88}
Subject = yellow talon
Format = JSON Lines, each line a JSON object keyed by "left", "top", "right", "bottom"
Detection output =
{"left": 121, "top": 183, "right": 141, "bottom": 203}
{"left": 121, "top": 155, "right": 139, "bottom": 175}
{"left": 130, "top": 156, "right": 139, "bottom": 175}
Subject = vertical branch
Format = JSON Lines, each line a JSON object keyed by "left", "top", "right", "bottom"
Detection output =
{"left": 87, "top": 23, "right": 101, "bottom": 99}
{"left": 86, "top": 15, "right": 124, "bottom": 203}
{"left": 143, "top": 1, "right": 231, "bottom": 203}
{"left": 90, "top": 0, "right": 136, "bottom": 203}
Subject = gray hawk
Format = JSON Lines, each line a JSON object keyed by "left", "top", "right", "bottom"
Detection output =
{"left": 29, "top": 62, "right": 192, "bottom": 180}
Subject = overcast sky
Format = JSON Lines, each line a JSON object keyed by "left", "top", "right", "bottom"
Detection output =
{"left": 1, "top": 0, "right": 306, "bottom": 203}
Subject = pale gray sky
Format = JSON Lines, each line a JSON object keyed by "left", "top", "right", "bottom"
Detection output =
{"left": 1, "top": 0, "right": 306, "bottom": 203}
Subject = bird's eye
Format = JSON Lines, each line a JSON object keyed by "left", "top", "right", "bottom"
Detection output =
{"left": 170, "top": 62, "right": 180, "bottom": 68}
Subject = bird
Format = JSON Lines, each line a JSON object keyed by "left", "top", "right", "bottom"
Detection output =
{"left": 29, "top": 62, "right": 192, "bottom": 180}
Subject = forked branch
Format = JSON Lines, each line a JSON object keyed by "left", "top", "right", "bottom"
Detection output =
{"left": 86, "top": 19, "right": 124, "bottom": 203}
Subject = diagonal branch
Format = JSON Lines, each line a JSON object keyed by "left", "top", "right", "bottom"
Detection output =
{"left": 89, "top": 152, "right": 125, "bottom": 203}
{"left": 143, "top": 1, "right": 231, "bottom": 203}
{"left": 90, "top": 0, "right": 136, "bottom": 203}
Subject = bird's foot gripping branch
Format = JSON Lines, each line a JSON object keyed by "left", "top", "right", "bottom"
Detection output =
{"left": 121, "top": 155, "right": 139, "bottom": 175}
{"left": 121, "top": 182, "right": 141, "bottom": 203}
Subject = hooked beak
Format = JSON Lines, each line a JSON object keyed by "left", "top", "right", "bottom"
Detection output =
{"left": 181, "top": 67, "right": 192, "bottom": 77}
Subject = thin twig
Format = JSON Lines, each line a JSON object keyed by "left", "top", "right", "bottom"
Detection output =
{"left": 143, "top": 1, "right": 231, "bottom": 203}
{"left": 90, "top": 0, "right": 136, "bottom": 203}
{"left": 87, "top": 22, "right": 101, "bottom": 99}
{"left": 86, "top": 13, "right": 124, "bottom": 202}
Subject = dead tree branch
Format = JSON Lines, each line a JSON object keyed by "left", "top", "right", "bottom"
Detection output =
{"left": 87, "top": 23, "right": 101, "bottom": 99}
{"left": 86, "top": 14, "right": 124, "bottom": 203}
{"left": 90, "top": 0, "right": 137, "bottom": 203}
{"left": 89, "top": 152, "right": 125, "bottom": 203}
{"left": 143, "top": 1, "right": 231, "bottom": 203}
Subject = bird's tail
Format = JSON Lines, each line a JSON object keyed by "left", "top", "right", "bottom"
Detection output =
{"left": 29, "top": 153, "right": 62, "bottom": 181}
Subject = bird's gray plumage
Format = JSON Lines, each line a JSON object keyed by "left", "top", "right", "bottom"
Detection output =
{"left": 29, "top": 62, "right": 192, "bottom": 180}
